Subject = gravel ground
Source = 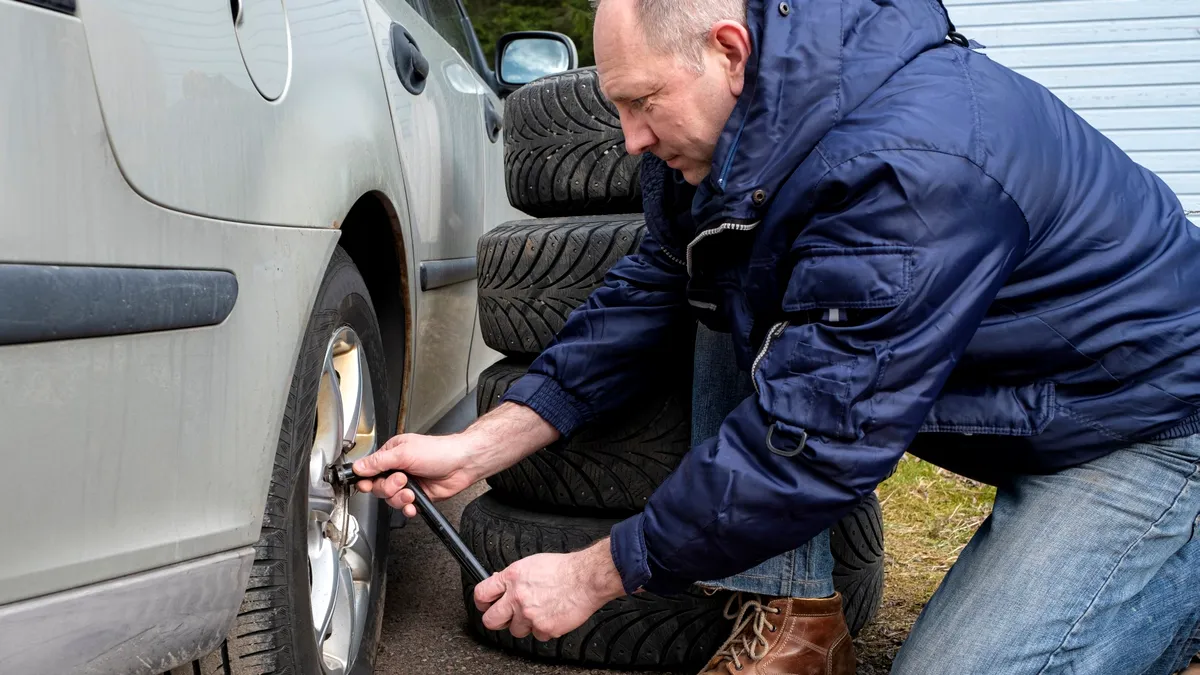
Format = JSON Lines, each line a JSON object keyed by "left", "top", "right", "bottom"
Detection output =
{"left": 373, "top": 482, "right": 657, "bottom": 675}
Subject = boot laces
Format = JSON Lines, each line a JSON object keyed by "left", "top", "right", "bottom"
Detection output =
{"left": 710, "top": 593, "right": 781, "bottom": 671}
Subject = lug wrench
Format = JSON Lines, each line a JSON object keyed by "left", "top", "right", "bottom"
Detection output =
{"left": 329, "top": 463, "right": 491, "bottom": 585}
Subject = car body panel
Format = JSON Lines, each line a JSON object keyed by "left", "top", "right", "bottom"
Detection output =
{"left": 0, "top": 549, "right": 253, "bottom": 675}
{"left": 77, "top": 0, "right": 406, "bottom": 229}
{"left": 0, "top": 0, "right": 339, "bottom": 604}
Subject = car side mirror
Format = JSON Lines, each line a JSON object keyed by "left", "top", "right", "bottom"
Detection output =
{"left": 495, "top": 31, "right": 578, "bottom": 96}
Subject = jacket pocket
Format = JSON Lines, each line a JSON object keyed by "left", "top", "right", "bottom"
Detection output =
{"left": 756, "top": 336, "right": 880, "bottom": 442}
{"left": 783, "top": 246, "right": 914, "bottom": 312}
{"left": 919, "top": 381, "right": 1057, "bottom": 436}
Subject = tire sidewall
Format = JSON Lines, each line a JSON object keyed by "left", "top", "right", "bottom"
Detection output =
{"left": 281, "top": 248, "right": 395, "bottom": 675}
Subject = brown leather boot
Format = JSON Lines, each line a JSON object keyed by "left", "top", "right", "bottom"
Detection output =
{"left": 698, "top": 593, "right": 855, "bottom": 675}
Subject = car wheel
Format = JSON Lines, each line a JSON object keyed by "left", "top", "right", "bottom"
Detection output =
{"left": 478, "top": 359, "right": 690, "bottom": 514}
{"left": 504, "top": 67, "right": 642, "bottom": 217}
{"left": 477, "top": 215, "right": 645, "bottom": 356}
{"left": 224, "top": 247, "right": 393, "bottom": 675}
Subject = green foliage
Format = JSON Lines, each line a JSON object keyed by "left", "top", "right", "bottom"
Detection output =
{"left": 463, "top": 0, "right": 597, "bottom": 68}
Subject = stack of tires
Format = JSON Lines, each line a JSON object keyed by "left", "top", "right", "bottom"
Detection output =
{"left": 458, "top": 68, "right": 884, "bottom": 671}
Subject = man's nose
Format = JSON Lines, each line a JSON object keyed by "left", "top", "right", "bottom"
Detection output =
{"left": 621, "top": 115, "right": 656, "bottom": 156}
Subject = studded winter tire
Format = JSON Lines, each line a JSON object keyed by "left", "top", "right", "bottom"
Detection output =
{"left": 477, "top": 215, "right": 645, "bottom": 357}
{"left": 504, "top": 67, "right": 641, "bottom": 217}
{"left": 477, "top": 359, "right": 690, "bottom": 514}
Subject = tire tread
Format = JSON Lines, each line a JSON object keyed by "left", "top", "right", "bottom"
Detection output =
{"left": 505, "top": 68, "right": 641, "bottom": 217}
{"left": 477, "top": 216, "right": 645, "bottom": 357}
{"left": 831, "top": 493, "right": 885, "bottom": 636}
{"left": 479, "top": 359, "right": 690, "bottom": 514}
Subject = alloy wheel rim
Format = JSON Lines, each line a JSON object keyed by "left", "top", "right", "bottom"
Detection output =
{"left": 306, "top": 326, "right": 379, "bottom": 675}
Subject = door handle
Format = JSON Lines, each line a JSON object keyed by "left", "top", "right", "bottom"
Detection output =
{"left": 390, "top": 23, "right": 429, "bottom": 95}
{"left": 483, "top": 97, "right": 502, "bottom": 143}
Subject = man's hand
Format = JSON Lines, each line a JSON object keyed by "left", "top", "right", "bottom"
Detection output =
{"left": 352, "top": 434, "right": 482, "bottom": 516}
{"left": 473, "top": 539, "right": 626, "bottom": 641}
{"left": 352, "top": 402, "right": 561, "bottom": 517}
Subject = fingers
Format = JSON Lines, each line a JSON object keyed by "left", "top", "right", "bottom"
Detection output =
{"left": 474, "top": 567, "right": 566, "bottom": 642}
{"left": 360, "top": 470, "right": 406, "bottom": 502}
{"left": 376, "top": 470, "right": 408, "bottom": 499}
{"left": 353, "top": 435, "right": 410, "bottom": 476}
{"left": 388, "top": 488, "right": 417, "bottom": 516}
{"left": 481, "top": 593, "right": 515, "bottom": 631}
{"left": 474, "top": 572, "right": 506, "bottom": 611}
{"left": 357, "top": 469, "right": 417, "bottom": 516}
{"left": 508, "top": 614, "right": 533, "bottom": 639}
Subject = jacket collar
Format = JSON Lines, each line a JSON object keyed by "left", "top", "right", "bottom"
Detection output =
{"left": 690, "top": 0, "right": 952, "bottom": 230}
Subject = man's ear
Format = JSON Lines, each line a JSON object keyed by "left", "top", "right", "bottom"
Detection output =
{"left": 709, "top": 21, "right": 752, "bottom": 96}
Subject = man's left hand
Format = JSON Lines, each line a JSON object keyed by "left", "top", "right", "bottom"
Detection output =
{"left": 473, "top": 538, "right": 626, "bottom": 641}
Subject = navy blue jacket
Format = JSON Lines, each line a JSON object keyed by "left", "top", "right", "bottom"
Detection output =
{"left": 502, "top": 0, "right": 1200, "bottom": 595}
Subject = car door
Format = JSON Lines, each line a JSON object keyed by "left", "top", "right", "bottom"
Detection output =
{"left": 366, "top": 0, "right": 495, "bottom": 431}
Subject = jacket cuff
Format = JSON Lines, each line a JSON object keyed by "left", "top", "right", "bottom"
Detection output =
{"left": 610, "top": 513, "right": 692, "bottom": 596}
{"left": 500, "top": 373, "right": 590, "bottom": 438}
{"left": 609, "top": 514, "right": 651, "bottom": 595}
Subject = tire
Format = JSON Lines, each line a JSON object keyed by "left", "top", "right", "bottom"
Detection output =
{"left": 478, "top": 215, "right": 645, "bottom": 357}
{"left": 478, "top": 359, "right": 690, "bottom": 514}
{"left": 220, "top": 247, "right": 394, "bottom": 675}
{"left": 504, "top": 67, "right": 641, "bottom": 217}
{"left": 831, "top": 492, "right": 885, "bottom": 637}
{"left": 459, "top": 492, "right": 734, "bottom": 670}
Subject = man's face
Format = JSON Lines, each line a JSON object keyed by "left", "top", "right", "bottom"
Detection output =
{"left": 593, "top": 0, "right": 748, "bottom": 185}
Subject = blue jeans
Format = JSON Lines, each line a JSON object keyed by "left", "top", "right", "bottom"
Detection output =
{"left": 693, "top": 326, "right": 1200, "bottom": 673}
{"left": 892, "top": 434, "right": 1200, "bottom": 675}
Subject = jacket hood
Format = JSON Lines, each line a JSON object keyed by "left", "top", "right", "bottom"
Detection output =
{"left": 692, "top": 0, "right": 952, "bottom": 228}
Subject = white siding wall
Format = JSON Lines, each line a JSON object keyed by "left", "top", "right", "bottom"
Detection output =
{"left": 943, "top": 0, "right": 1200, "bottom": 223}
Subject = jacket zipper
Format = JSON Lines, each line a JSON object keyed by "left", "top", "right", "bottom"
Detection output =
{"left": 661, "top": 246, "right": 686, "bottom": 268}
{"left": 685, "top": 221, "right": 761, "bottom": 276}
{"left": 751, "top": 321, "right": 789, "bottom": 394}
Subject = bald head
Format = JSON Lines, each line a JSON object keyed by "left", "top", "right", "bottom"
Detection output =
{"left": 593, "top": 0, "right": 752, "bottom": 184}
{"left": 592, "top": 0, "right": 746, "bottom": 71}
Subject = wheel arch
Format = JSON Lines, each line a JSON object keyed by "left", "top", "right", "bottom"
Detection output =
{"left": 336, "top": 191, "right": 413, "bottom": 435}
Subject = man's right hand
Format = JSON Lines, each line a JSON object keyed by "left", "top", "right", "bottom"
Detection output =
{"left": 350, "top": 402, "right": 562, "bottom": 517}
{"left": 351, "top": 434, "right": 483, "bottom": 516}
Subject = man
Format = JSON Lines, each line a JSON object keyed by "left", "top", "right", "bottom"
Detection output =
{"left": 356, "top": 0, "right": 1200, "bottom": 672}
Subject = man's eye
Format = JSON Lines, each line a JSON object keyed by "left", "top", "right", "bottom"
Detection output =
{"left": 631, "top": 97, "right": 646, "bottom": 109}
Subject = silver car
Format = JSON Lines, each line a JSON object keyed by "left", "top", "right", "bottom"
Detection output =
{"left": 0, "top": 1, "right": 575, "bottom": 673}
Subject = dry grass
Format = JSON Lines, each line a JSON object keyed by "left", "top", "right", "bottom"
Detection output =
{"left": 851, "top": 455, "right": 996, "bottom": 674}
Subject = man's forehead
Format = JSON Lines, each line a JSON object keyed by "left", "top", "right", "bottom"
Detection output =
{"left": 599, "top": 68, "right": 658, "bottom": 102}
{"left": 594, "top": 0, "right": 658, "bottom": 99}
